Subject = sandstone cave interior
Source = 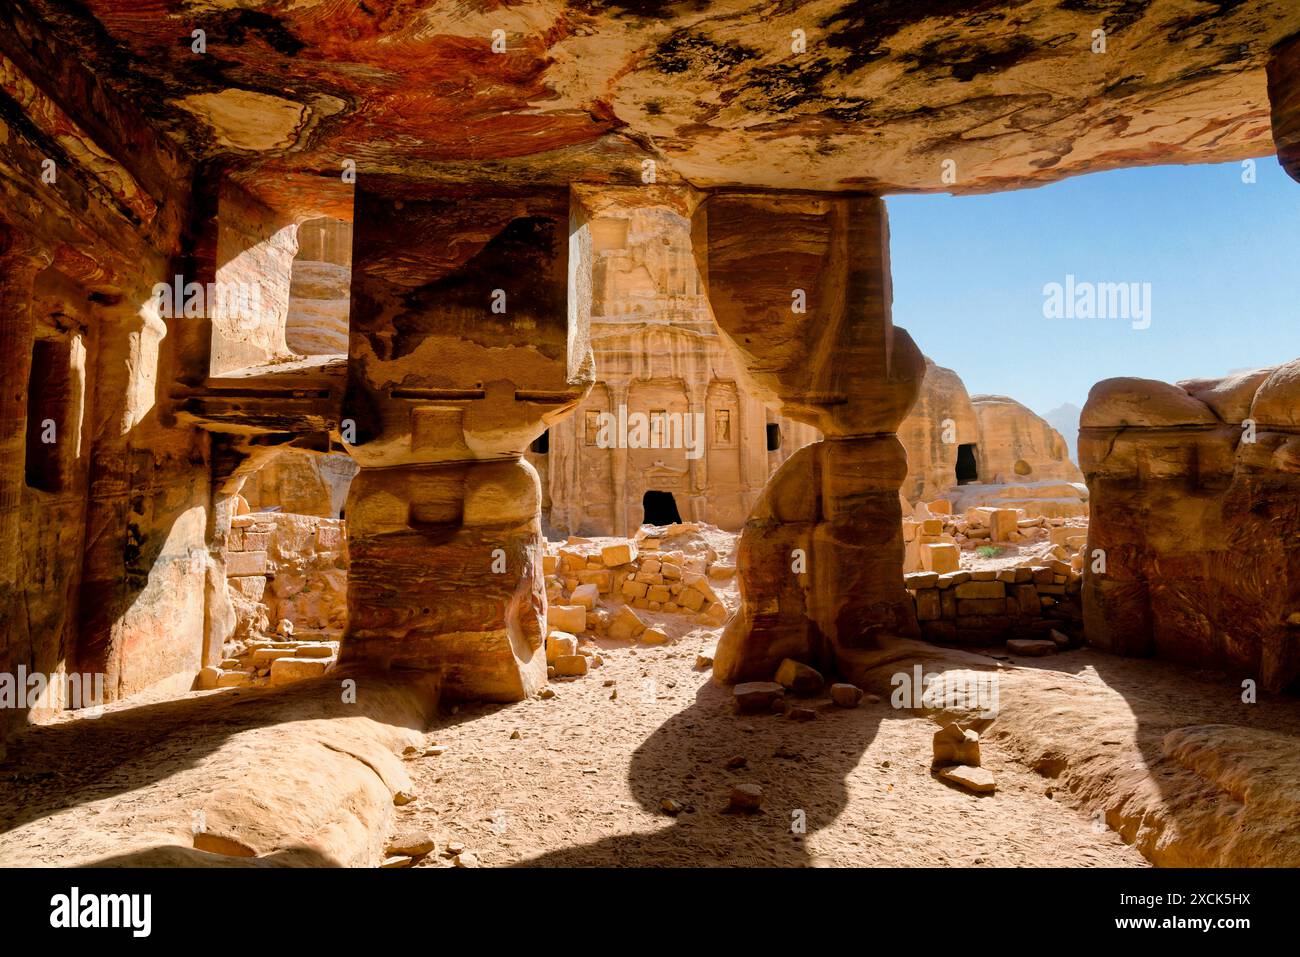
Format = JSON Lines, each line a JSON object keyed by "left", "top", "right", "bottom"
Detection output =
{"left": 0, "top": 0, "right": 1298, "bottom": 882}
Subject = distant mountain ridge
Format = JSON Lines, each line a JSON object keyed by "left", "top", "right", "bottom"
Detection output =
{"left": 1043, "top": 402, "right": 1082, "bottom": 465}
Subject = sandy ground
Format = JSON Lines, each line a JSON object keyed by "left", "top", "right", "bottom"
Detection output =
{"left": 391, "top": 629, "right": 1146, "bottom": 868}
{"left": 6, "top": 523, "right": 1296, "bottom": 868}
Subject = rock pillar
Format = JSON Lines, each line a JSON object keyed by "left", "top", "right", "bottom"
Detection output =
{"left": 340, "top": 187, "right": 593, "bottom": 701}
{"left": 1268, "top": 33, "right": 1300, "bottom": 184}
{"left": 691, "top": 193, "right": 925, "bottom": 683}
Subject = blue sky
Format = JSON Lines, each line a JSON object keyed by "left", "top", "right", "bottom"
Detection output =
{"left": 887, "top": 157, "right": 1300, "bottom": 417}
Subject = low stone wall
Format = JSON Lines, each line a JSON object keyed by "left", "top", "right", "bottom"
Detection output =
{"left": 906, "top": 563, "right": 1083, "bottom": 648}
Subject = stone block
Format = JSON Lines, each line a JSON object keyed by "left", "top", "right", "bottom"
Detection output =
{"left": 775, "top": 658, "right": 823, "bottom": 694}
{"left": 915, "top": 588, "right": 942, "bottom": 621}
{"left": 570, "top": 583, "right": 599, "bottom": 609}
{"left": 734, "top": 681, "right": 784, "bottom": 713}
{"left": 601, "top": 541, "right": 638, "bottom": 567}
{"left": 921, "top": 543, "right": 960, "bottom": 574}
{"left": 1013, "top": 583, "right": 1040, "bottom": 615}
{"left": 608, "top": 605, "right": 647, "bottom": 641}
{"left": 957, "top": 598, "right": 1008, "bottom": 616}
{"left": 989, "top": 509, "right": 1020, "bottom": 542}
{"left": 554, "top": 654, "right": 589, "bottom": 677}
{"left": 933, "top": 723, "right": 981, "bottom": 767}
{"left": 228, "top": 575, "right": 266, "bottom": 602}
{"left": 547, "top": 631, "right": 578, "bottom": 663}
{"left": 269, "top": 656, "right": 332, "bottom": 686}
{"left": 225, "top": 550, "right": 268, "bottom": 577}
{"left": 549, "top": 604, "right": 587, "bottom": 633}
{"left": 954, "top": 581, "right": 1005, "bottom": 600}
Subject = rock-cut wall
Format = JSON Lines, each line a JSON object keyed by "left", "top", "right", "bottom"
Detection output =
{"left": 1080, "top": 362, "right": 1300, "bottom": 691}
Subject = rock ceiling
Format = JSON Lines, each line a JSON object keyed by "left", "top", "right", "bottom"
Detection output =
{"left": 25, "top": 0, "right": 1300, "bottom": 195}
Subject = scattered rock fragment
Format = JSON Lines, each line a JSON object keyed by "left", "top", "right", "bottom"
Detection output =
{"left": 939, "top": 765, "right": 996, "bottom": 794}
{"left": 393, "top": 790, "right": 417, "bottom": 806}
{"left": 728, "top": 783, "right": 764, "bottom": 813}
{"left": 1007, "top": 638, "right": 1057, "bottom": 656}
{"left": 830, "top": 683, "right": 864, "bottom": 708}
{"left": 660, "top": 798, "right": 683, "bottom": 816}
{"left": 387, "top": 830, "right": 436, "bottom": 857}
{"left": 554, "top": 654, "right": 589, "bottom": 677}
{"left": 933, "top": 723, "right": 981, "bottom": 767}
{"left": 734, "top": 681, "right": 785, "bottom": 714}
{"left": 775, "top": 658, "right": 824, "bottom": 694}
{"left": 381, "top": 854, "right": 414, "bottom": 868}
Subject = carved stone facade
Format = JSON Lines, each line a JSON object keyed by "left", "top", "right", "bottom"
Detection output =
{"left": 527, "top": 202, "right": 818, "bottom": 537}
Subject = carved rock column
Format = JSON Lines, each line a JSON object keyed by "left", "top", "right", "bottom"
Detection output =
{"left": 0, "top": 225, "right": 49, "bottom": 757}
{"left": 1268, "top": 33, "right": 1300, "bottom": 184}
{"left": 340, "top": 186, "right": 592, "bottom": 701}
{"left": 691, "top": 193, "right": 925, "bottom": 683}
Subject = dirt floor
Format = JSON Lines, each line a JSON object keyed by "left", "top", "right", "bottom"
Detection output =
{"left": 390, "top": 630, "right": 1146, "bottom": 868}
{"left": 4, "top": 524, "right": 1298, "bottom": 868}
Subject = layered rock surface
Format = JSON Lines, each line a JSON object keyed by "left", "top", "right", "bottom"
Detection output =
{"left": 899, "top": 358, "right": 1083, "bottom": 504}
{"left": 46, "top": 1, "right": 1300, "bottom": 194}
{"left": 1080, "top": 363, "right": 1300, "bottom": 691}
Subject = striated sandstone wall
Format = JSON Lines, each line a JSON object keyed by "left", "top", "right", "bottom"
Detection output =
{"left": 240, "top": 449, "right": 357, "bottom": 519}
{"left": 286, "top": 217, "right": 351, "bottom": 356}
{"left": 0, "top": 2, "right": 214, "bottom": 750}
{"left": 971, "top": 394, "right": 1083, "bottom": 486}
{"left": 900, "top": 358, "right": 1083, "bottom": 504}
{"left": 898, "top": 358, "right": 980, "bottom": 503}
{"left": 1080, "top": 363, "right": 1300, "bottom": 691}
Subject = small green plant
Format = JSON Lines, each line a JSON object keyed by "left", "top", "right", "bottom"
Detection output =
{"left": 976, "top": 545, "right": 1002, "bottom": 558}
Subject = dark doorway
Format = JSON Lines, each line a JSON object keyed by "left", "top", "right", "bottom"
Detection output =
{"left": 955, "top": 443, "right": 978, "bottom": 484}
{"left": 642, "top": 490, "right": 682, "bottom": 526}
{"left": 530, "top": 429, "right": 549, "bottom": 454}
{"left": 766, "top": 423, "right": 782, "bottom": 451}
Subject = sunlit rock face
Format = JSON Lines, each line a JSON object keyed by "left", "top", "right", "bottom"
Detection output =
{"left": 529, "top": 196, "right": 818, "bottom": 538}
{"left": 286, "top": 218, "right": 352, "bottom": 357}
{"left": 899, "top": 359, "right": 981, "bottom": 504}
{"left": 1080, "top": 363, "right": 1300, "bottom": 692}
{"left": 970, "top": 395, "right": 1083, "bottom": 487}
{"left": 239, "top": 449, "right": 357, "bottom": 519}
{"left": 899, "top": 359, "right": 1081, "bottom": 504}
